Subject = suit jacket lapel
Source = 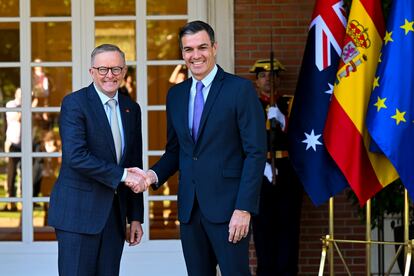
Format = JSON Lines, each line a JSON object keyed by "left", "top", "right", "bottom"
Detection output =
{"left": 178, "top": 79, "right": 193, "bottom": 143}
{"left": 87, "top": 84, "right": 118, "bottom": 162}
{"left": 196, "top": 67, "right": 224, "bottom": 141}
{"left": 118, "top": 95, "right": 131, "bottom": 164}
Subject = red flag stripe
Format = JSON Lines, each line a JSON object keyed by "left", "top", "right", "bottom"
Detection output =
{"left": 323, "top": 31, "right": 329, "bottom": 68}
{"left": 359, "top": 0, "right": 385, "bottom": 36}
{"left": 324, "top": 96, "right": 383, "bottom": 204}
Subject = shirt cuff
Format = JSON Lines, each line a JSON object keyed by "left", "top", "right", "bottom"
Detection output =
{"left": 147, "top": 169, "right": 159, "bottom": 184}
{"left": 121, "top": 169, "right": 127, "bottom": 182}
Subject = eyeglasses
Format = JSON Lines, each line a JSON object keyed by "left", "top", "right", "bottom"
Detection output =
{"left": 92, "top": 66, "right": 124, "bottom": 76}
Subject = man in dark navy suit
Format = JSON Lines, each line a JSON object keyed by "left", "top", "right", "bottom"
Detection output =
{"left": 48, "top": 44, "right": 147, "bottom": 276}
{"left": 142, "top": 21, "right": 266, "bottom": 276}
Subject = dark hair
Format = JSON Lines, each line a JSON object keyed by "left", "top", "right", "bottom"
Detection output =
{"left": 91, "top": 44, "right": 126, "bottom": 66}
{"left": 178, "top": 20, "right": 215, "bottom": 49}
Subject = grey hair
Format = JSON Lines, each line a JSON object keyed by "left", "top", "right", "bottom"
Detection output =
{"left": 91, "top": 44, "right": 126, "bottom": 66}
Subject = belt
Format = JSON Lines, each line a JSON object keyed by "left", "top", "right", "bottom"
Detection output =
{"left": 267, "top": 150, "right": 289, "bottom": 159}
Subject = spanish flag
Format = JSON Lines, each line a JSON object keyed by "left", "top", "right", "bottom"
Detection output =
{"left": 323, "top": 0, "right": 399, "bottom": 205}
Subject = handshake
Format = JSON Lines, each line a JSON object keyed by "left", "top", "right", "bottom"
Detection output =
{"left": 124, "top": 167, "right": 157, "bottom": 193}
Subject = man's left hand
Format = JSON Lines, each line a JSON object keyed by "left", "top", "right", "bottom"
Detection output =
{"left": 228, "top": 209, "right": 250, "bottom": 244}
{"left": 126, "top": 221, "right": 143, "bottom": 246}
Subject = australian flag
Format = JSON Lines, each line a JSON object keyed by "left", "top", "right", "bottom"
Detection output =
{"left": 288, "top": 0, "right": 349, "bottom": 205}
{"left": 366, "top": 0, "right": 414, "bottom": 199}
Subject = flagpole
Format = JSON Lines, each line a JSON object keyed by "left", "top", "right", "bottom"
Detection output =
{"left": 404, "top": 189, "right": 409, "bottom": 260}
{"left": 366, "top": 199, "right": 371, "bottom": 276}
{"left": 329, "top": 197, "right": 334, "bottom": 276}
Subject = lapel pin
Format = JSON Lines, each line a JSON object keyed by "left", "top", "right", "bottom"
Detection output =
{"left": 125, "top": 108, "right": 130, "bottom": 113}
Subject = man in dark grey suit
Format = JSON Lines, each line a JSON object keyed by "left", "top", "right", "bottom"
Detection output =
{"left": 143, "top": 21, "right": 266, "bottom": 276}
{"left": 48, "top": 44, "right": 147, "bottom": 276}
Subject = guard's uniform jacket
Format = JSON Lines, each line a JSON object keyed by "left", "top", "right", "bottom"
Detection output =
{"left": 252, "top": 93, "right": 304, "bottom": 276}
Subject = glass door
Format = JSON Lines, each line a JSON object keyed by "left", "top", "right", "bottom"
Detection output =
{"left": 0, "top": 0, "right": 234, "bottom": 273}
{"left": 0, "top": 0, "right": 22, "bottom": 241}
{"left": 0, "top": 0, "right": 73, "bottom": 242}
{"left": 92, "top": 0, "right": 189, "bottom": 241}
{"left": 0, "top": 0, "right": 193, "bottom": 244}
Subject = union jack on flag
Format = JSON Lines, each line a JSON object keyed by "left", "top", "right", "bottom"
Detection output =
{"left": 310, "top": 1, "right": 347, "bottom": 71}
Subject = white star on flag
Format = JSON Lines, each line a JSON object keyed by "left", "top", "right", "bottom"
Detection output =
{"left": 324, "top": 83, "right": 334, "bottom": 94}
{"left": 302, "top": 129, "right": 323, "bottom": 151}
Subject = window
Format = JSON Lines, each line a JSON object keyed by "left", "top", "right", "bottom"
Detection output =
{"left": 0, "top": 0, "right": 234, "bottom": 247}
{"left": 0, "top": 0, "right": 192, "bottom": 243}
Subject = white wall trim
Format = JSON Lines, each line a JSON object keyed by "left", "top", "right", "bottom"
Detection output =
{"left": 188, "top": 0, "right": 234, "bottom": 74}
{"left": 207, "top": 0, "right": 234, "bottom": 74}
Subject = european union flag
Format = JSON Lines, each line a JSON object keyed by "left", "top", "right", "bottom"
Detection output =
{"left": 288, "top": 0, "right": 349, "bottom": 205}
{"left": 366, "top": 0, "right": 413, "bottom": 199}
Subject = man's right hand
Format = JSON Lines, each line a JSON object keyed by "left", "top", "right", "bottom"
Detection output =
{"left": 125, "top": 168, "right": 149, "bottom": 193}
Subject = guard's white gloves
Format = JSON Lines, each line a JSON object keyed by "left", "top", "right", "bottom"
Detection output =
{"left": 267, "top": 106, "right": 286, "bottom": 131}
{"left": 264, "top": 162, "right": 278, "bottom": 182}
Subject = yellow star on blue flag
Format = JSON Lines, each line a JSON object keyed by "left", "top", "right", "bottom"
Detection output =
{"left": 366, "top": 0, "right": 414, "bottom": 199}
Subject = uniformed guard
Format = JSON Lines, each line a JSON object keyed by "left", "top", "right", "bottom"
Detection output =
{"left": 250, "top": 59, "right": 303, "bottom": 276}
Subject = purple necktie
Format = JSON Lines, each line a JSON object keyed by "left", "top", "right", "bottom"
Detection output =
{"left": 192, "top": 81, "right": 204, "bottom": 141}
